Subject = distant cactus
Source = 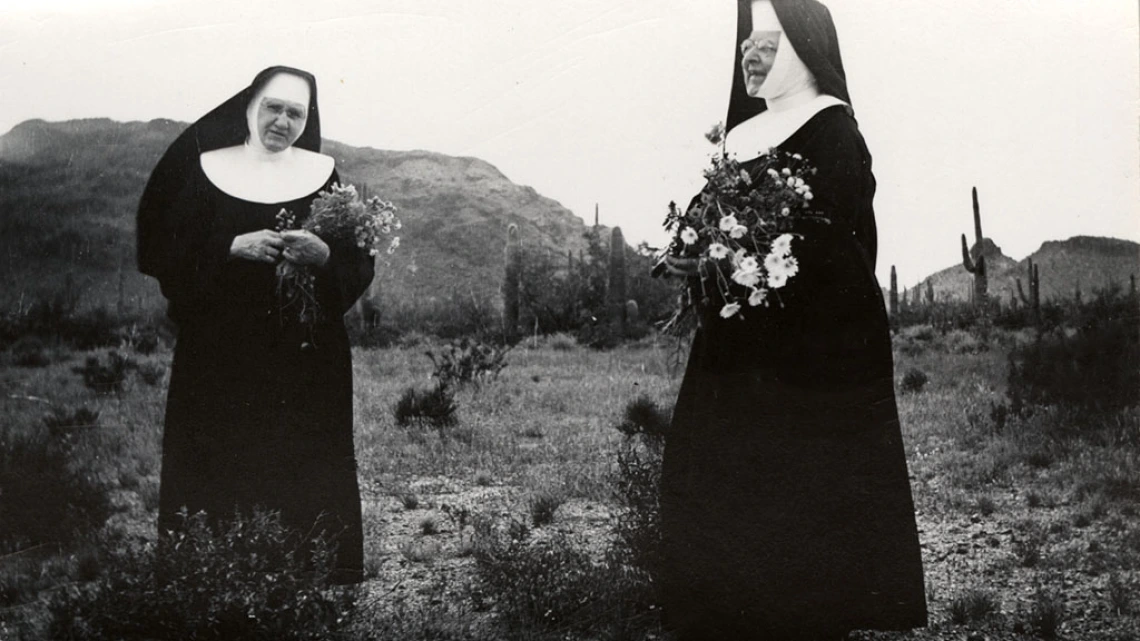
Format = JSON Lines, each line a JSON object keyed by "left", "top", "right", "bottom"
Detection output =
{"left": 504, "top": 224, "right": 520, "bottom": 342}
{"left": 625, "top": 299, "right": 640, "bottom": 325}
{"left": 960, "top": 186, "right": 988, "bottom": 306}
{"left": 609, "top": 226, "right": 627, "bottom": 335}
{"left": 926, "top": 279, "right": 934, "bottom": 305}
{"left": 1016, "top": 257, "right": 1040, "bottom": 325}
{"left": 889, "top": 266, "right": 899, "bottom": 321}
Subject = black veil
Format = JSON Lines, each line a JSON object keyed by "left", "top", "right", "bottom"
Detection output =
{"left": 725, "top": 0, "right": 852, "bottom": 134}
{"left": 137, "top": 66, "right": 322, "bottom": 277}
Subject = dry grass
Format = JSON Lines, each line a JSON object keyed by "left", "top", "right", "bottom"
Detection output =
{"left": 2, "top": 330, "right": 1139, "bottom": 640}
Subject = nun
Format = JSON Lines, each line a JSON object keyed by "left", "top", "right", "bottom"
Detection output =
{"left": 658, "top": 1, "right": 928, "bottom": 638}
{"left": 138, "top": 66, "right": 373, "bottom": 584}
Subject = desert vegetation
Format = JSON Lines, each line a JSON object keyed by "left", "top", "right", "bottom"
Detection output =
{"left": 1, "top": 277, "right": 1138, "bottom": 640}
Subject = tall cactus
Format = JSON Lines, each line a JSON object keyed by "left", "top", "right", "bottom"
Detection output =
{"left": 926, "top": 279, "right": 934, "bottom": 305}
{"left": 961, "top": 186, "right": 988, "bottom": 305}
{"left": 889, "top": 266, "right": 899, "bottom": 320}
{"left": 609, "top": 226, "right": 627, "bottom": 335}
{"left": 504, "top": 224, "right": 520, "bottom": 342}
{"left": 1016, "top": 257, "right": 1040, "bottom": 325}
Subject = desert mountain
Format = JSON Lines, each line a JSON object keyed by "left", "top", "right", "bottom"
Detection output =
{"left": 913, "top": 236, "right": 1139, "bottom": 305}
{"left": 0, "top": 118, "right": 599, "bottom": 315}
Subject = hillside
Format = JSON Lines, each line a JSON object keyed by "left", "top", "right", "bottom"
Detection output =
{"left": 0, "top": 119, "right": 599, "bottom": 316}
{"left": 916, "top": 236, "right": 1139, "bottom": 304}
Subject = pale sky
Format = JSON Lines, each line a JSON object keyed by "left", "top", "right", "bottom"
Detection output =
{"left": 2, "top": 0, "right": 1138, "bottom": 287}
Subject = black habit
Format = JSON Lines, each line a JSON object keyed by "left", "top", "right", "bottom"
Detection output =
{"left": 138, "top": 67, "right": 373, "bottom": 583}
{"left": 659, "top": 2, "right": 927, "bottom": 638}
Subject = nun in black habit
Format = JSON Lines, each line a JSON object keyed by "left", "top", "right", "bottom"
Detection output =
{"left": 658, "top": 1, "right": 927, "bottom": 638}
{"left": 138, "top": 66, "right": 373, "bottom": 583}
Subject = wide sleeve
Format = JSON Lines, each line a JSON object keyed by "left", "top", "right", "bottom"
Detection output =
{"left": 136, "top": 166, "right": 236, "bottom": 316}
{"left": 311, "top": 170, "right": 377, "bottom": 318}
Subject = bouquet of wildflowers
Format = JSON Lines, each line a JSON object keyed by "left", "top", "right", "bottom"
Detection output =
{"left": 657, "top": 123, "right": 827, "bottom": 328}
{"left": 276, "top": 183, "right": 401, "bottom": 327}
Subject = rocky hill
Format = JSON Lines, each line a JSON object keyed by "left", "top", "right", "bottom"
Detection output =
{"left": 0, "top": 118, "right": 598, "bottom": 316}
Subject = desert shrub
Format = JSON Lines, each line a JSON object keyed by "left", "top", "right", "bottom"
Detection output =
{"left": 0, "top": 422, "right": 113, "bottom": 553}
{"left": 605, "top": 395, "right": 671, "bottom": 625}
{"left": 426, "top": 338, "right": 509, "bottom": 388}
{"left": 46, "top": 509, "right": 355, "bottom": 641}
{"left": 118, "top": 323, "right": 162, "bottom": 355}
{"left": 9, "top": 335, "right": 51, "bottom": 367}
{"left": 527, "top": 488, "right": 566, "bottom": 527}
{"left": 1026, "top": 585, "right": 1065, "bottom": 640}
{"left": 1007, "top": 305, "right": 1139, "bottom": 414}
{"left": 542, "top": 331, "right": 579, "bottom": 351}
{"left": 136, "top": 362, "right": 166, "bottom": 387}
{"left": 471, "top": 521, "right": 601, "bottom": 634}
{"left": 948, "top": 588, "right": 1000, "bottom": 624}
{"left": 900, "top": 368, "right": 929, "bottom": 394}
{"left": 72, "top": 350, "right": 137, "bottom": 395}
{"left": 393, "top": 383, "right": 459, "bottom": 429}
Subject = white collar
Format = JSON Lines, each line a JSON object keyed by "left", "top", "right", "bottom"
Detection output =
{"left": 724, "top": 93, "right": 847, "bottom": 161}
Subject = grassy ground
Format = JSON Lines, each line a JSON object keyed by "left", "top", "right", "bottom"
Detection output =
{"left": 1, "top": 329, "right": 1138, "bottom": 639}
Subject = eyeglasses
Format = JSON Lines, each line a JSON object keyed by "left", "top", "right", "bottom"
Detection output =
{"left": 740, "top": 38, "right": 778, "bottom": 56}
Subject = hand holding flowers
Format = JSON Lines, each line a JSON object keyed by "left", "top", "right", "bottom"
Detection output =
{"left": 657, "top": 122, "right": 827, "bottom": 325}
{"left": 276, "top": 183, "right": 401, "bottom": 328}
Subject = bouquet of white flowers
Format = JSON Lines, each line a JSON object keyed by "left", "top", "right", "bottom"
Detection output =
{"left": 276, "top": 183, "right": 401, "bottom": 327}
{"left": 657, "top": 123, "right": 827, "bottom": 327}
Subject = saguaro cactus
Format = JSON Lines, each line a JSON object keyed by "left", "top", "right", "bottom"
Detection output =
{"left": 926, "top": 280, "right": 934, "bottom": 305}
{"left": 609, "top": 226, "right": 627, "bottom": 335}
{"left": 889, "top": 266, "right": 899, "bottom": 320}
{"left": 504, "top": 224, "right": 520, "bottom": 341}
{"left": 1016, "top": 257, "right": 1040, "bottom": 324}
{"left": 961, "top": 186, "right": 988, "bottom": 305}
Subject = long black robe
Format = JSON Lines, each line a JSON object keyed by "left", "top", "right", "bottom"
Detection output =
{"left": 659, "top": 105, "right": 927, "bottom": 639}
{"left": 149, "top": 162, "right": 372, "bottom": 583}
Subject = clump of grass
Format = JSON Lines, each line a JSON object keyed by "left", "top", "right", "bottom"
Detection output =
{"left": 528, "top": 489, "right": 566, "bottom": 527}
{"left": 10, "top": 335, "right": 51, "bottom": 368}
{"left": 72, "top": 350, "right": 136, "bottom": 395}
{"left": 136, "top": 361, "right": 166, "bottom": 387}
{"left": 616, "top": 394, "right": 671, "bottom": 440}
{"left": 1107, "top": 572, "right": 1132, "bottom": 615}
{"left": 420, "top": 516, "right": 440, "bottom": 536}
{"left": 900, "top": 367, "right": 929, "bottom": 394}
{"left": 1073, "top": 496, "right": 1108, "bottom": 528}
{"left": 544, "top": 332, "right": 578, "bottom": 351}
{"left": 1013, "top": 521, "right": 1048, "bottom": 568}
{"left": 393, "top": 383, "right": 459, "bottom": 429}
{"left": 397, "top": 492, "right": 420, "bottom": 511}
{"left": 974, "top": 495, "right": 997, "bottom": 517}
{"left": 1026, "top": 586, "right": 1065, "bottom": 640}
{"left": 400, "top": 540, "right": 443, "bottom": 564}
{"left": 473, "top": 471, "right": 493, "bottom": 487}
{"left": 948, "top": 587, "right": 1000, "bottom": 625}
{"left": 519, "top": 425, "right": 544, "bottom": 439}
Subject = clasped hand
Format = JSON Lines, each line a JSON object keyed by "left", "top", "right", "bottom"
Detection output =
{"left": 230, "top": 229, "right": 329, "bottom": 267}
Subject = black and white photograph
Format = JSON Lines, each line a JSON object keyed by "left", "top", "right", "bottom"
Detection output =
{"left": 1, "top": 1, "right": 1138, "bottom": 639}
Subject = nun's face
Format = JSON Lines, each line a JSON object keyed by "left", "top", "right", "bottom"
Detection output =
{"left": 254, "top": 96, "right": 308, "bottom": 152}
{"left": 741, "top": 31, "right": 780, "bottom": 97}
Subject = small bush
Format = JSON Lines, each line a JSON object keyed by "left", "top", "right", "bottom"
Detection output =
{"left": 10, "top": 335, "right": 51, "bottom": 367}
{"left": 543, "top": 332, "right": 579, "bottom": 351}
{"left": 420, "top": 516, "right": 440, "bottom": 536}
{"left": 528, "top": 489, "right": 566, "bottom": 527}
{"left": 46, "top": 509, "right": 355, "bottom": 641}
{"left": 900, "top": 368, "right": 929, "bottom": 394}
{"left": 1027, "top": 586, "right": 1065, "bottom": 640}
{"left": 616, "top": 395, "right": 671, "bottom": 440}
{"left": 72, "top": 350, "right": 136, "bottom": 395}
{"left": 393, "top": 383, "right": 459, "bottom": 429}
{"left": 0, "top": 424, "right": 113, "bottom": 553}
{"left": 948, "top": 587, "right": 1000, "bottom": 624}
{"left": 1108, "top": 572, "right": 1132, "bottom": 615}
{"left": 137, "top": 362, "right": 166, "bottom": 387}
{"left": 1008, "top": 293, "right": 1139, "bottom": 414}
{"left": 397, "top": 492, "right": 420, "bottom": 510}
{"left": 426, "top": 338, "right": 509, "bottom": 389}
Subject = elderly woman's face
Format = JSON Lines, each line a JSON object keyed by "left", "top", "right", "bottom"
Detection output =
{"left": 254, "top": 96, "right": 308, "bottom": 152}
{"left": 741, "top": 30, "right": 781, "bottom": 97}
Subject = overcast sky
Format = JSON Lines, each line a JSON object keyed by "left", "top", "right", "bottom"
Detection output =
{"left": 2, "top": 0, "right": 1138, "bottom": 287}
